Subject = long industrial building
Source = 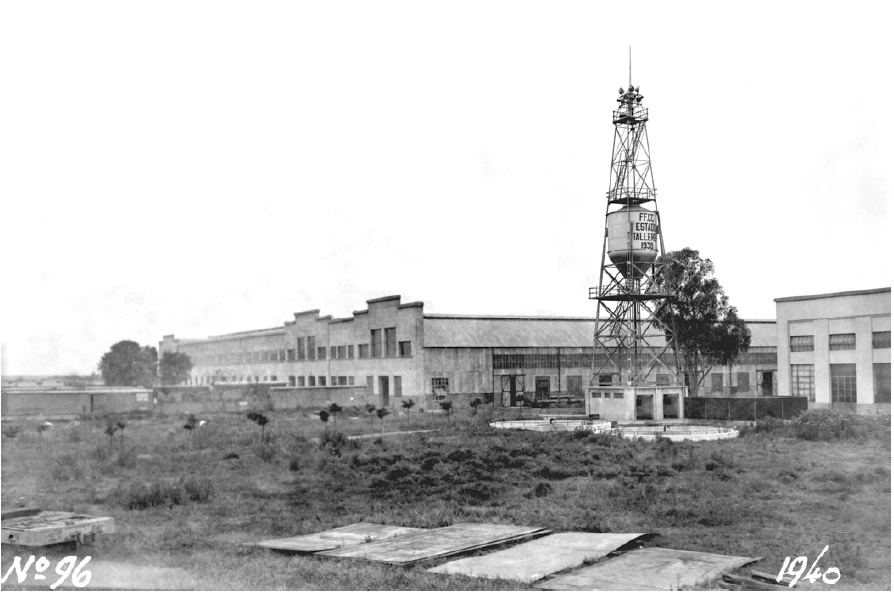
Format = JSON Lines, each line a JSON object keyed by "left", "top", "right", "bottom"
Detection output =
{"left": 159, "top": 294, "right": 780, "bottom": 411}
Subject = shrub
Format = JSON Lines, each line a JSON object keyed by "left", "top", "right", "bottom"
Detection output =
{"left": 2, "top": 425, "right": 23, "bottom": 439}
{"left": 527, "top": 482, "right": 553, "bottom": 498}
{"left": 183, "top": 476, "right": 214, "bottom": 502}
{"left": 288, "top": 456, "right": 301, "bottom": 472}
{"left": 257, "top": 442, "right": 277, "bottom": 462}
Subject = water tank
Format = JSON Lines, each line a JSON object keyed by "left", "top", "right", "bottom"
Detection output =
{"left": 606, "top": 205, "right": 659, "bottom": 279}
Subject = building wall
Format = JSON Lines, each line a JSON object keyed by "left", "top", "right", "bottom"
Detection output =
{"left": 160, "top": 296, "right": 426, "bottom": 405}
{"left": 1, "top": 389, "right": 153, "bottom": 419}
{"left": 776, "top": 288, "right": 891, "bottom": 411}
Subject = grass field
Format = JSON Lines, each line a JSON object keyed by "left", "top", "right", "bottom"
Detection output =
{"left": 1, "top": 407, "right": 890, "bottom": 590}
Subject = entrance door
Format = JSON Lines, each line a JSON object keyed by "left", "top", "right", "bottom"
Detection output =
{"left": 535, "top": 377, "right": 550, "bottom": 400}
{"left": 759, "top": 371, "right": 774, "bottom": 396}
{"left": 501, "top": 375, "right": 526, "bottom": 407}
{"left": 662, "top": 393, "right": 679, "bottom": 419}
{"left": 393, "top": 376, "right": 402, "bottom": 399}
{"left": 636, "top": 392, "right": 654, "bottom": 420}
{"left": 379, "top": 376, "right": 390, "bottom": 407}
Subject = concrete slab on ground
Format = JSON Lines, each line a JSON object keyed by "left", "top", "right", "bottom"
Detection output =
{"left": 537, "top": 547, "right": 760, "bottom": 591}
{"left": 256, "top": 522, "right": 428, "bottom": 553}
{"left": 428, "top": 532, "right": 654, "bottom": 584}
{"left": 317, "top": 523, "right": 550, "bottom": 565}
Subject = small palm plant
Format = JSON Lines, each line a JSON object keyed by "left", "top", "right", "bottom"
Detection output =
{"left": 318, "top": 409, "right": 330, "bottom": 430}
{"left": 326, "top": 402, "right": 343, "bottom": 431}
{"left": 247, "top": 412, "right": 270, "bottom": 442}
{"left": 37, "top": 422, "right": 51, "bottom": 458}
{"left": 469, "top": 397, "right": 483, "bottom": 416}
{"left": 104, "top": 419, "right": 119, "bottom": 454}
{"left": 376, "top": 407, "right": 391, "bottom": 435}
{"left": 365, "top": 403, "right": 377, "bottom": 430}
{"left": 183, "top": 414, "right": 198, "bottom": 450}
{"left": 116, "top": 419, "right": 127, "bottom": 451}
{"left": 401, "top": 399, "right": 415, "bottom": 429}
{"left": 439, "top": 400, "right": 453, "bottom": 422}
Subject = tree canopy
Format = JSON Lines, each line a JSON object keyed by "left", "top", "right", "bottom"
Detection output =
{"left": 98, "top": 340, "right": 158, "bottom": 387}
{"left": 655, "top": 248, "right": 751, "bottom": 397}
{"left": 159, "top": 351, "right": 193, "bottom": 386}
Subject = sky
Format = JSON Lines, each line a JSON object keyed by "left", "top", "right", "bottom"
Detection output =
{"left": 1, "top": 1, "right": 891, "bottom": 376}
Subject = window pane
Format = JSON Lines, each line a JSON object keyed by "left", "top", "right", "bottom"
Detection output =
{"left": 385, "top": 328, "right": 397, "bottom": 357}
{"left": 829, "top": 334, "right": 856, "bottom": 351}
{"left": 874, "top": 363, "right": 891, "bottom": 403}
{"left": 791, "top": 364, "right": 815, "bottom": 401}
{"left": 830, "top": 364, "right": 857, "bottom": 403}
{"left": 873, "top": 331, "right": 891, "bottom": 349}
{"left": 790, "top": 335, "right": 814, "bottom": 352}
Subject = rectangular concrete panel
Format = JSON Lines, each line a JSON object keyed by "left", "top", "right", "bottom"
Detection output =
{"left": 537, "top": 547, "right": 760, "bottom": 591}
{"left": 256, "top": 522, "right": 427, "bottom": 553}
{"left": 317, "top": 523, "right": 550, "bottom": 564}
{"left": 428, "top": 532, "right": 654, "bottom": 584}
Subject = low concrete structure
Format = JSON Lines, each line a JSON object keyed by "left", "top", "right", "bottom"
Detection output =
{"left": 1, "top": 387, "right": 153, "bottom": 421}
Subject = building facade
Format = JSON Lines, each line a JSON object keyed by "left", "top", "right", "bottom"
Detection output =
{"left": 776, "top": 287, "right": 891, "bottom": 413}
{"left": 159, "top": 294, "right": 780, "bottom": 412}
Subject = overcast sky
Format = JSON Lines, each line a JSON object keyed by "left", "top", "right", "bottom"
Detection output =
{"left": 1, "top": 1, "right": 891, "bottom": 376}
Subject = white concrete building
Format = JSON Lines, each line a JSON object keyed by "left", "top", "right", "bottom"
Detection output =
{"left": 776, "top": 287, "right": 891, "bottom": 413}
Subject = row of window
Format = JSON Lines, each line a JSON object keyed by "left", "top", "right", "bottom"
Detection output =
{"left": 290, "top": 376, "right": 355, "bottom": 387}
{"left": 493, "top": 349, "right": 778, "bottom": 370}
{"left": 191, "top": 338, "right": 413, "bottom": 366}
{"left": 790, "top": 331, "right": 890, "bottom": 352}
{"left": 791, "top": 362, "right": 890, "bottom": 403}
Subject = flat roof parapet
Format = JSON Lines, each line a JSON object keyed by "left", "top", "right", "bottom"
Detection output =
{"left": 366, "top": 295, "right": 401, "bottom": 304}
{"left": 775, "top": 287, "right": 891, "bottom": 303}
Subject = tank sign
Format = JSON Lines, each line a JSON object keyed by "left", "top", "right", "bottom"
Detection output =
{"left": 630, "top": 211, "right": 658, "bottom": 251}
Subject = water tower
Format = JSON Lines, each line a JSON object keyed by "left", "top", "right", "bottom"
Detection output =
{"left": 587, "top": 67, "right": 687, "bottom": 422}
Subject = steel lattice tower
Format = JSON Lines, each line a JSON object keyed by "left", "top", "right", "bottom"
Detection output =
{"left": 588, "top": 80, "right": 683, "bottom": 389}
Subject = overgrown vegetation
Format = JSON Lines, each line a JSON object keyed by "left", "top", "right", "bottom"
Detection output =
{"left": 1, "top": 409, "right": 889, "bottom": 590}
{"left": 744, "top": 409, "right": 891, "bottom": 443}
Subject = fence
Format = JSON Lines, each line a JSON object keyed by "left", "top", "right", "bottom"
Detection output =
{"left": 684, "top": 396, "right": 808, "bottom": 421}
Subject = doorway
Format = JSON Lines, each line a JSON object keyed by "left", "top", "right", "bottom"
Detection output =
{"left": 636, "top": 392, "right": 654, "bottom": 420}
{"left": 393, "top": 376, "right": 402, "bottom": 399}
{"left": 501, "top": 375, "right": 526, "bottom": 407}
{"left": 379, "top": 376, "right": 390, "bottom": 407}
{"left": 535, "top": 376, "right": 550, "bottom": 400}
{"left": 759, "top": 371, "right": 774, "bottom": 396}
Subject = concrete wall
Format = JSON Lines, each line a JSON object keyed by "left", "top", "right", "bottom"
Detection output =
{"left": 776, "top": 289, "right": 891, "bottom": 405}
{"left": 2, "top": 389, "right": 153, "bottom": 420}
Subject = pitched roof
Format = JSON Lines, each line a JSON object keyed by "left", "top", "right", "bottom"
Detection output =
{"left": 423, "top": 315, "right": 776, "bottom": 349}
{"left": 423, "top": 315, "right": 594, "bottom": 348}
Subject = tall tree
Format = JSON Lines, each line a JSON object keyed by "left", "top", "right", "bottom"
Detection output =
{"left": 159, "top": 352, "right": 193, "bottom": 386}
{"left": 655, "top": 248, "right": 751, "bottom": 397}
{"left": 98, "top": 341, "right": 158, "bottom": 387}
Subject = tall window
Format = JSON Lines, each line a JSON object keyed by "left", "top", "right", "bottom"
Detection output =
{"left": 296, "top": 339, "right": 305, "bottom": 360}
{"left": 656, "top": 374, "right": 670, "bottom": 386}
{"left": 399, "top": 341, "right": 412, "bottom": 357}
{"left": 317, "top": 346, "right": 326, "bottom": 359}
{"left": 874, "top": 363, "right": 891, "bottom": 403}
{"left": 432, "top": 377, "right": 449, "bottom": 401}
{"left": 308, "top": 376, "right": 316, "bottom": 387}
{"left": 385, "top": 328, "right": 397, "bottom": 357}
{"left": 830, "top": 364, "right": 857, "bottom": 403}
{"left": 790, "top": 335, "right": 814, "bottom": 352}
{"left": 873, "top": 331, "right": 891, "bottom": 349}
{"left": 348, "top": 345, "right": 354, "bottom": 359}
{"left": 307, "top": 336, "right": 316, "bottom": 360}
{"left": 330, "top": 346, "right": 337, "bottom": 359}
{"left": 337, "top": 345, "right": 346, "bottom": 359}
{"left": 296, "top": 376, "right": 306, "bottom": 387}
{"left": 370, "top": 329, "right": 382, "bottom": 358}
{"left": 287, "top": 349, "right": 295, "bottom": 362}
{"left": 711, "top": 373, "right": 723, "bottom": 393}
{"left": 358, "top": 344, "right": 369, "bottom": 359}
{"left": 791, "top": 364, "right": 815, "bottom": 401}
{"left": 829, "top": 334, "right": 856, "bottom": 351}
{"left": 319, "top": 376, "right": 327, "bottom": 387}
